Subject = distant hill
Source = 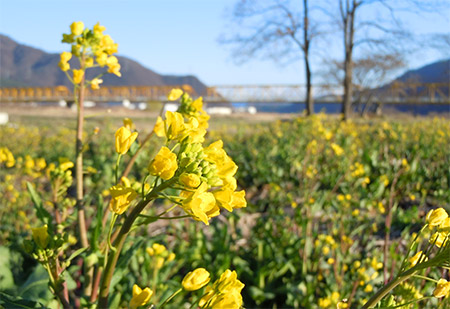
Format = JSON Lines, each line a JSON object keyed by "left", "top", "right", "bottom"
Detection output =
{"left": 0, "top": 34, "right": 208, "bottom": 94}
{"left": 394, "top": 59, "right": 449, "bottom": 84}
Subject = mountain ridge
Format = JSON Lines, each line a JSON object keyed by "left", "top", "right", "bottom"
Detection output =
{"left": 0, "top": 34, "right": 208, "bottom": 94}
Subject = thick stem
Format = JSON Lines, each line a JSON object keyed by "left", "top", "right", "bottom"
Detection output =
{"left": 362, "top": 269, "right": 416, "bottom": 308}
{"left": 74, "top": 59, "right": 93, "bottom": 296}
{"left": 76, "top": 73, "right": 89, "bottom": 248}
{"left": 97, "top": 179, "right": 175, "bottom": 308}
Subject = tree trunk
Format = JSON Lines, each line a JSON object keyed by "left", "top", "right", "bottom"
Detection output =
{"left": 303, "top": 0, "right": 314, "bottom": 116}
{"left": 341, "top": 0, "right": 356, "bottom": 121}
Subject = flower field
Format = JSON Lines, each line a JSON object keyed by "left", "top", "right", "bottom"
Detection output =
{"left": 1, "top": 112, "right": 449, "bottom": 308}
{"left": 0, "top": 21, "right": 449, "bottom": 308}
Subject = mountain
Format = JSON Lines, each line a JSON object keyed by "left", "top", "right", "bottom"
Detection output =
{"left": 0, "top": 34, "right": 208, "bottom": 94}
{"left": 394, "top": 59, "right": 449, "bottom": 84}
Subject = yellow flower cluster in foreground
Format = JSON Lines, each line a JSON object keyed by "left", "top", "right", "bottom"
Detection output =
{"left": 107, "top": 89, "right": 246, "bottom": 225}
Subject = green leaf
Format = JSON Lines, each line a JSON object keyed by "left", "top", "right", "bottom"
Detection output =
{"left": 0, "top": 247, "right": 15, "bottom": 290}
{"left": 110, "top": 238, "right": 145, "bottom": 289}
{"left": 0, "top": 292, "right": 46, "bottom": 308}
{"left": 67, "top": 247, "right": 88, "bottom": 264}
{"left": 26, "top": 182, "right": 51, "bottom": 225}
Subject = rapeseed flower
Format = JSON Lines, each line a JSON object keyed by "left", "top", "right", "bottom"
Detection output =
{"left": 73, "top": 69, "right": 84, "bottom": 84}
{"left": 433, "top": 279, "right": 450, "bottom": 298}
{"left": 70, "top": 21, "right": 84, "bottom": 36}
{"left": 109, "top": 185, "right": 138, "bottom": 215}
{"left": 168, "top": 88, "right": 183, "bottom": 101}
{"left": 426, "top": 208, "right": 448, "bottom": 227}
{"left": 182, "top": 182, "right": 219, "bottom": 225}
{"left": 148, "top": 146, "right": 178, "bottom": 180}
{"left": 199, "top": 269, "right": 244, "bottom": 309}
{"left": 129, "top": 284, "right": 153, "bottom": 309}
{"left": 182, "top": 268, "right": 211, "bottom": 291}
{"left": 115, "top": 127, "right": 138, "bottom": 155}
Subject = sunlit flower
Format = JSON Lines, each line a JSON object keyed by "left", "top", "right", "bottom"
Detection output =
{"left": 433, "top": 279, "right": 450, "bottom": 298}
{"left": 130, "top": 284, "right": 153, "bottom": 309}
{"left": 182, "top": 268, "right": 211, "bottom": 291}
{"left": 148, "top": 146, "right": 178, "bottom": 180}
{"left": 109, "top": 185, "right": 138, "bottom": 215}
{"left": 70, "top": 21, "right": 84, "bottom": 36}
{"left": 168, "top": 88, "right": 183, "bottom": 101}
{"left": 115, "top": 127, "right": 138, "bottom": 155}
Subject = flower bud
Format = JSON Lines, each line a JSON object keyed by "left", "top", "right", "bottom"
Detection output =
{"left": 70, "top": 21, "right": 84, "bottom": 36}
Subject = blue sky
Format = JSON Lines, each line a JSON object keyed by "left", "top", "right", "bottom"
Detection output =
{"left": 0, "top": 0, "right": 448, "bottom": 85}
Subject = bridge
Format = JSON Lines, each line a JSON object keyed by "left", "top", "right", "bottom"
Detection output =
{"left": 0, "top": 83, "right": 448, "bottom": 105}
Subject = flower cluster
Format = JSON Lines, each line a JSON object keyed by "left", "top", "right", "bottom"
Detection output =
{"left": 60, "top": 21, "right": 120, "bottom": 88}
{"left": 0, "top": 147, "right": 15, "bottom": 167}
{"left": 149, "top": 89, "right": 246, "bottom": 225}
{"left": 198, "top": 269, "right": 245, "bottom": 308}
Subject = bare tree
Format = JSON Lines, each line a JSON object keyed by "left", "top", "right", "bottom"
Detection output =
{"left": 322, "top": 52, "right": 405, "bottom": 115}
{"left": 222, "top": 0, "right": 319, "bottom": 115}
{"left": 330, "top": 0, "right": 447, "bottom": 120}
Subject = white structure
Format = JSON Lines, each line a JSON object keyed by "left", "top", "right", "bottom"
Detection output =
{"left": 0, "top": 113, "right": 9, "bottom": 125}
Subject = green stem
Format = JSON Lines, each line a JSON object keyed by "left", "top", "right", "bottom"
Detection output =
{"left": 362, "top": 268, "right": 417, "bottom": 308}
{"left": 412, "top": 274, "right": 438, "bottom": 283}
{"left": 98, "top": 179, "right": 175, "bottom": 308}
{"left": 115, "top": 154, "right": 122, "bottom": 184}
{"left": 108, "top": 214, "right": 118, "bottom": 252}
{"left": 160, "top": 288, "right": 182, "bottom": 308}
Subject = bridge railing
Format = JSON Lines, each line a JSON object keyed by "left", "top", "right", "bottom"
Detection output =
{"left": 0, "top": 83, "right": 448, "bottom": 104}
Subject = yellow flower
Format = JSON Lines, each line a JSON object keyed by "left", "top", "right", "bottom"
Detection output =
{"left": 31, "top": 225, "right": 49, "bottom": 248}
{"left": 130, "top": 284, "right": 153, "bottom": 309}
{"left": 331, "top": 143, "right": 344, "bottom": 156}
{"left": 107, "top": 63, "right": 121, "bottom": 77}
{"left": 73, "top": 69, "right": 84, "bottom": 84}
{"left": 70, "top": 21, "right": 84, "bottom": 36}
{"left": 167, "top": 252, "right": 176, "bottom": 262}
{"left": 191, "top": 97, "right": 203, "bottom": 111}
{"left": 426, "top": 208, "right": 448, "bottom": 227}
{"left": 204, "top": 140, "right": 238, "bottom": 180}
{"left": 93, "top": 22, "right": 106, "bottom": 35}
{"left": 438, "top": 217, "right": 450, "bottom": 233}
{"left": 149, "top": 243, "right": 166, "bottom": 256}
{"left": 115, "top": 127, "right": 138, "bottom": 155}
{"left": 165, "top": 111, "right": 186, "bottom": 140}
{"left": 182, "top": 182, "right": 220, "bottom": 225}
{"left": 60, "top": 51, "right": 72, "bottom": 63}
{"left": 168, "top": 88, "right": 183, "bottom": 101}
{"left": 96, "top": 53, "right": 108, "bottom": 66}
{"left": 179, "top": 173, "right": 201, "bottom": 188}
{"left": 90, "top": 78, "right": 103, "bottom": 90}
{"left": 433, "top": 279, "right": 450, "bottom": 298}
{"left": 148, "top": 146, "right": 178, "bottom": 180}
{"left": 409, "top": 251, "right": 428, "bottom": 267}
{"left": 213, "top": 188, "right": 246, "bottom": 212}
{"left": 429, "top": 232, "right": 448, "bottom": 248}
{"left": 153, "top": 116, "right": 165, "bottom": 137}
{"left": 364, "top": 284, "right": 373, "bottom": 293}
{"left": 182, "top": 268, "right": 211, "bottom": 291}
{"left": 59, "top": 158, "right": 74, "bottom": 171}
{"left": 327, "top": 258, "right": 335, "bottom": 265}
{"left": 85, "top": 57, "right": 94, "bottom": 67}
{"left": 199, "top": 269, "right": 244, "bottom": 309}
{"left": 109, "top": 185, "right": 138, "bottom": 215}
